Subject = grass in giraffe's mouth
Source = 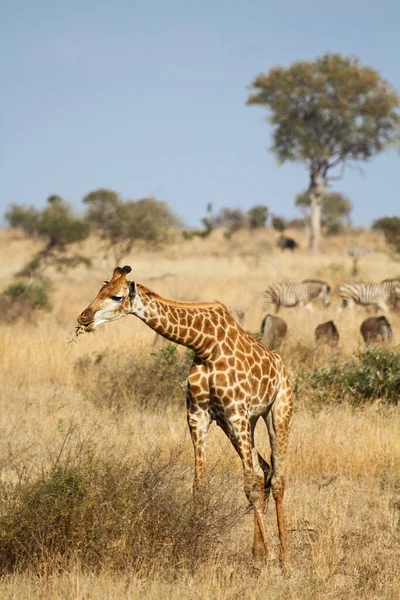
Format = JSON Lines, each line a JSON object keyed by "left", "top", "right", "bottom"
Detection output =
{"left": 76, "top": 323, "right": 94, "bottom": 336}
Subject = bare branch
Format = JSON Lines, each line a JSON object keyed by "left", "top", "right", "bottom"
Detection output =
{"left": 327, "top": 160, "right": 346, "bottom": 182}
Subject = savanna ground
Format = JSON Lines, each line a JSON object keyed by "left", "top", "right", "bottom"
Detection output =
{"left": 0, "top": 227, "right": 399, "bottom": 599}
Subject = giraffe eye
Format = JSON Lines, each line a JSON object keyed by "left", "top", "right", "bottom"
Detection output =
{"left": 111, "top": 295, "right": 123, "bottom": 302}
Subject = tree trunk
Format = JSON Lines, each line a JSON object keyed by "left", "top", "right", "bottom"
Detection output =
{"left": 309, "top": 193, "right": 322, "bottom": 253}
{"left": 308, "top": 165, "right": 327, "bottom": 254}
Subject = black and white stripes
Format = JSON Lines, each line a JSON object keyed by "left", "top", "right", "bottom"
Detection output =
{"left": 263, "top": 280, "right": 331, "bottom": 313}
{"left": 338, "top": 279, "right": 400, "bottom": 312}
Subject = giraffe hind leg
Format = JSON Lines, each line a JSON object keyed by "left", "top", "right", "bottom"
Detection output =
{"left": 265, "top": 389, "right": 293, "bottom": 567}
{"left": 250, "top": 418, "right": 277, "bottom": 566}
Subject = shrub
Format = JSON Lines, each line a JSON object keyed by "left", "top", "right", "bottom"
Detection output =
{"left": 212, "top": 208, "right": 248, "bottom": 233}
{"left": 372, "top": 216, "right": 400, "bottom": 253}
{"left": 75, "top": 343, "right": 193, "bottom": 413}
{"left": 0, "top": 438, "right": 239, "bottom": 575}
{"left": 271, "top": 215, "right": 286, "bottom": 232}
{"left": 0, "top": 280, "right": 52, "bottom": 322}
{"left": 295, "top": 346, "right": 400, "bottom": 406}
{"left": 247, "top": 205, "right": 269, "bottom": 229}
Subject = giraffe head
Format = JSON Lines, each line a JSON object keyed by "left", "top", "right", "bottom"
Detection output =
{"left": 77, "top": 265, "right": 137, "bottom": 332}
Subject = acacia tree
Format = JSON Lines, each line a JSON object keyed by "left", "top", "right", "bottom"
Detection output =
{"left": 247, "top": 53, "right": 400, "bottom": 252}
{"left": 83, "top": 188, "right": 181, "bottom": 262}
{"left": 5, "top": 196, "right": 90, "bottom": 276}
{"left": 295, "top": 190, "right": 352, "bottom": 235}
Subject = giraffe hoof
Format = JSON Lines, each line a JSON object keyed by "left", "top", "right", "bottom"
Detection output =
{"left": 252, "top": 560, "right": 264, "bottom": 576}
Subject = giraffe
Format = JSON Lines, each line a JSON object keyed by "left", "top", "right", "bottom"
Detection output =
{"left": 77, "top": 265, "right": 294, "bottom": 568}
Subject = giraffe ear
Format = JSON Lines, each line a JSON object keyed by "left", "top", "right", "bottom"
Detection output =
{"left": 129, "top": 281, "right": 137, "bottom": 298}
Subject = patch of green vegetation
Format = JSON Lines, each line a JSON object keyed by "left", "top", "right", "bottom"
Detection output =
{"left": 0, "top": 279, "right": 52, "bottom": 322}
{"left": 295, "top": 346, "right": 400, "bottom": 405}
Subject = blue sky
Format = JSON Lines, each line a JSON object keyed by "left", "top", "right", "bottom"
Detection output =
{"left": 1, "top": 0, "right": 399, "bottom": 228}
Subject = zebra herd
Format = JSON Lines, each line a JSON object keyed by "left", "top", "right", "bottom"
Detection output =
{"left": 263, "top": 278, "right": 400, "bottom": 313}
{"left": 258, "top": 277, "right": 400, "bottom": 351}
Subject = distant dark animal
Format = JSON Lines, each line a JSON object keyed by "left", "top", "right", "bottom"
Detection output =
{"left": 260, "top": 314, "right": 288, "bottom": 351}
{"left": 277, "top": 235, "right": 299, "bottom": 251}
{"left": 264, "top": 280, "right": 331, "bottom": 313}
{"left": 360, "top": 316, "right": 392, "bottom": 344}
{"left": 315, "top": 320, "right": 339, "bottom": 346}
{"left": 338, "top": 279, "right": 400, "bottom": 312}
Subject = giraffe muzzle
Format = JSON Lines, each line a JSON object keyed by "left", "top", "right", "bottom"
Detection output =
{"left": 77, "top": 310, "right": 95, "bottom": 330}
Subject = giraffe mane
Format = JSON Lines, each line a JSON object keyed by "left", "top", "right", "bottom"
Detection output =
{"left": 136, "top": 283, "right": 229, "bottom": 311}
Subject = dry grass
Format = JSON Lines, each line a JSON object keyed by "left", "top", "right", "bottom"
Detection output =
{"left": 0, "top": 228, "right": 399, "bottom": 599}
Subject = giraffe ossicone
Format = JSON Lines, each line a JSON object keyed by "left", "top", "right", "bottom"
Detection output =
{"left": 77, "top": 265, "right": 294, "bottom": 568}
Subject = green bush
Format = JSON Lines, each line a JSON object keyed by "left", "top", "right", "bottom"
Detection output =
{"left": 271, "top": 215, "right": 286, "bottom": 232}
{"left": 372, "top": 216, "right": 400, "bottom": 253}
{"left": 247, "top": 205, "right": 269, "bottom": 230}
{"left": 2, "top": 280, "right": 51, "bottom": 308}
{"left": 0, "top": 280, "right": 52, "bottom": 321}
{"left": 76, "top": 343, "right": 193, "bottom": 413}
{"left": 295, "top": 347, "right": 400, "bottom": 405}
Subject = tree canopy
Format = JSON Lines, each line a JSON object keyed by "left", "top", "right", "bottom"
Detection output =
{"left": 83, "top": 189, "right": 181, "bottom": 262}
{"left": 247, "top": 53, "right": 400, "bottom": 251}
{"left": 5, "top": 196, "right": 90, "bottom": 276}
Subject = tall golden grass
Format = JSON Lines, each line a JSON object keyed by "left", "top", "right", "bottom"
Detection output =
{"left": 0, "top": 227, "right": 399, "bottom": 599}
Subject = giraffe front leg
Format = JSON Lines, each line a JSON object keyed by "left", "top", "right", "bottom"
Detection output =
{"left": 187, "top": 399, "right": 211, "bottom": 495}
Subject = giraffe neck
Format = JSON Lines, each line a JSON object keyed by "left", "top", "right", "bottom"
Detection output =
{"left": 131, "top": 284, "right": 230, "bottom": 358}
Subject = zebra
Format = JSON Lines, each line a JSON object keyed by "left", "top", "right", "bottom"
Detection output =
{"left": 263, "top": 280, "right": 331, "bottom": 313}
{"left": 337, "top": 279, "right": 400, "bottom": 313}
